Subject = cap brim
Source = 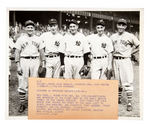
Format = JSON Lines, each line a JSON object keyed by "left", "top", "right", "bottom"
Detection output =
{"left": 25, "top": 23, "right": 35, "bottom": 27}
{"left": 117, "top": 22, "right": 127, "bottom": 25}
{"left": 69, "top": 21, "right": 78, "bottom": 25}
{"left": 96, "top": 23, "right": 105, "bottom": 26}
{"left": 49, "top": 23, "right": 57, "bottom": 25}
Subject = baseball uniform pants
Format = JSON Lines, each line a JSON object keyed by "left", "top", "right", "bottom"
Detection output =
{"left": 17, "top": 57, "right": 40, "bottom": 93}
{"left": 64, "top": 57, "right": 84, "bottom": 79}
{"left": 45, "top": 56, "right": 61, "bottom": 78}
{"left": 113, "top": 57, "right": 134, "bottom": 92}
{"left": 91, "top": 57, "right": 108, "bottom": 79}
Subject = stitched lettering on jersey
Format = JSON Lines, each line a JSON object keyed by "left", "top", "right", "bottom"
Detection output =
{"left": 21, "top": 42, "right": 28, "bottom": 50}
{"left": 21, "top": 41, "right": 39, "bottom": 50}
{"left": 101, "top": 43, "right": 106, "bottom": 48}
{"left": 75, "top": 41, "right": 81, "bottom": 46}
{"left": 55, "top": 41, "right": 60, "bottom": 46}
{"left": 32, "top": 41, "right": 39, "bottom": 48}
{"left": 120, "top": 40, "right": 133, "bottom": 47}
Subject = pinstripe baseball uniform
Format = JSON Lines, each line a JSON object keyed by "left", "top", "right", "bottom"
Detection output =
{"left": 87, "top": 34, "right": 113, "bottom": 79}
{"left": 15, "top": 34, "right": 41, "bottom": 93}
{"left": 40, "top": 32, "right": 64, "bottom": 78}
{"left": 60, "top": 32, "right": 90, "bottom": 79}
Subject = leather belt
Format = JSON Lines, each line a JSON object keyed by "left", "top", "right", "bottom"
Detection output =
{"left": 21, "top": 56, "right": 38, "bottom": 59}
{"left": 46, "top": 55, "right": 59, "bottom": 58}
{"left": 93, "top": 55, "right": 107, "bottom": 59}
{"left": 114, "top": 56, "right": 125, "bottom": 60}
{"left": 66, "top": 55, "right": 82, "bottom": 58}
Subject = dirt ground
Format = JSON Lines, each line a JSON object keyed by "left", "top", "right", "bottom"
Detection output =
{"left": 8, "top": 60, "right": 140, "bottom": 117}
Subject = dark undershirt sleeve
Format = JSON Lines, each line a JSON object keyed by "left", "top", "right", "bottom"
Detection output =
{"left": 83, "top": 52, "right": 90, "bottom": 65}
{"left": 59, "top": 52, "right": 65, "bottom": 65}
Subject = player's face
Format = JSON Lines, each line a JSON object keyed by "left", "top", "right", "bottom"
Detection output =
{"left": 69, "top": 23, "right": 78, "bottom": 35}
{"left": 50, "top": 24, "right": 58, "bottom": 34}
{"left": 96, "top": 25, "right": 105, "bottom": 35}
{"left": 117, "top": 23, "right": 127, "bottom": 34}
{"left": 25, "top": 25, "right": 35, "bottom": 36}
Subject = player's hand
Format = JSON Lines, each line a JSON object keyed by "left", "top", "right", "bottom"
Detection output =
{"left": 105, "top": 68, "right": 113, "bottom": 80}
{"left": 41, "top": 60, "right": 46, "bottom": 68}
{"left": 107, "top": 64, "right": 112, "bottom": 71}
{"left": 17, "top": 66, "right": 23, "bottom": 75}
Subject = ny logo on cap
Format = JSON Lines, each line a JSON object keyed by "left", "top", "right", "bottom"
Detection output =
{"left": 55, "top": 41, "right": 60, "bottom": 46}
{"left": 75, "top": 41, "right": 81, "bottom": 46}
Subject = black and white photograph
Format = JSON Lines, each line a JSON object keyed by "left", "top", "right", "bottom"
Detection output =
{"left": 8, "top": 9, "right": 141, "bottom": 118}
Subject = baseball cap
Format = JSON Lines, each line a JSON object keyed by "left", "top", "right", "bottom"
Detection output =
{"left": 49, "top": 19, "right": 58, "bottom": 25}
{"left": 69, "top": 19, "right": 78, "bottom": 25}
{"left": 117, "top": 18, "right": 127, "bottom": 25}
{"left": 96, "top": 20, "right": 105, "bottom": 26}
{"left": 25, "top": 20, "right": 35, "bottom": 27}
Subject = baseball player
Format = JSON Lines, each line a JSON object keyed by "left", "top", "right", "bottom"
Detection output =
{"left": 110, "top": 18, "right": 140, "bottom": 111}
{"left": 39, "top": 19, "right": 64, "bottom": 78}
{"left": 59, "top": 20, "right": 90, "bottom": 79}
{"left": 15, "top": 20, "right": 44, "bottom": 113}
{"left": 87, "top": 20, "right": 113, "bottom": 80}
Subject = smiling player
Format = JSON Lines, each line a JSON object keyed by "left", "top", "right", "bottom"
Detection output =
{"left": 110, "top": 18, "right": 140, "bottom": 111}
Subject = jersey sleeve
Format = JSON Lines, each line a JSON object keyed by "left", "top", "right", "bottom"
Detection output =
{"left": 9, "top": 38, "right": 15, "bottom": 49}
{"left": 131, "top": 34, "right": 140, "bottom": 47}
{"left": 15, "top": 37, "right": 22, "bottom": 50}
{"left": 83, "top": 36, "right": 90, "bottom": 54}
{"left": 110, "top": 34, "right": 115, "bottom": 43}
{"left": 39, "top": 34, "right": 46, "bottom": 50}
{"left": 106, "top": 38, "right": 114, "bottom": 53}
{"left": 58, "top": 35, "right": 66, "bottom": 53}
{"left": 86, "top": 35, "right": 91, "bottom": 45}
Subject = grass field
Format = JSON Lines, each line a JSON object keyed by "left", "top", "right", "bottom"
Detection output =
{"left": 8, "top": 60, "right": 140, "bottom": 117}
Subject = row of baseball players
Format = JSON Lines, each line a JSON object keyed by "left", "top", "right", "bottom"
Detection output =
{"left": 13, "top": 18, "right": 139, "bottom": 113}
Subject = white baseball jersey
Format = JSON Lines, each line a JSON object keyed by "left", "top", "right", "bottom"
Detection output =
{"left": 60, "top": 32, "right": 90, "bottom": 56}
{"left": 87, "top": 34, "right": 113, "bottom": 57}
{"left": 15, "top": 34, "right": 40, "bottom": 57}
{"left": 39, "top": 32, "right": 64, "bottom": 54}
{"left": 110, "top": 31, "right": 139, "bottom": 57}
